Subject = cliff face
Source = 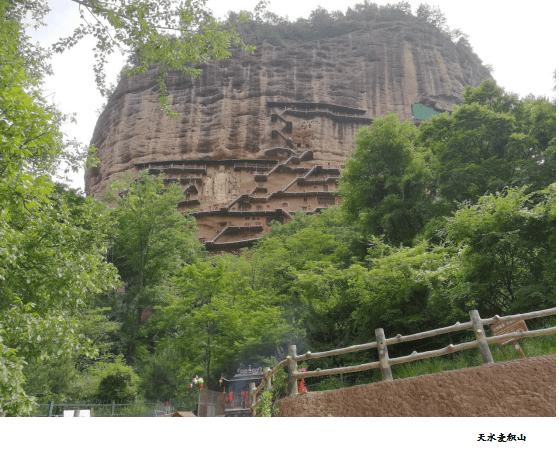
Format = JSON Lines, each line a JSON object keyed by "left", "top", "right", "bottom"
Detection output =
{"left": 86, "top": 20, "right": 491, "bottom": 249}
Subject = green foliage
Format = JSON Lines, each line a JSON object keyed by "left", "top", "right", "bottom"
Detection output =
{"left": 309, "top": 376, "right": 344, "bottom": 392}
{"left": 255, "top": 390, "right": 275, "bottom": 417}
{"left": 0, "top": 184, "right": 119, "bottom": 410}
{"left": 230, "top": 1, "right": 484, "bottom": 69}
{"left": 338, "top": 113, "right": 436, "bottom": 246}
{"left": 1, "top": 3, "right": 119, "bottom": 414}
{"left": 445, "top": 185, "right": 556, "bottom": 316}
{"left": 106, "top": 171, "right": 202, "bottom": 362}
{"left": 151, "top": 256, "right": 297, "bottom": 394}
{"left": 0, "top": 338, "right": 34, "bottom": 416}
{"left": 137, "top": 348, "right": 181, "bottom": 401}
{"left": 235, "top": 80, "right": 555, "bottom": 370}
{"left": 2, "top": 0, "right": 555, "bottom": 409}
{"left": 37, "top": 0, "right": 257, "bottom": 116}
{"left": 269, "top": 366, "right": 288, "bottom": 401}
{"left": 419, "top": 80, "right": 556, "bottom": 204}
{"left": 95, "top": 363, "right": 139, "bottom": 403}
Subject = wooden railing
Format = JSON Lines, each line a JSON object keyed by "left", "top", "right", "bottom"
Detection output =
{"left": 248, "top": 307, "right": 556, "bottom": 416}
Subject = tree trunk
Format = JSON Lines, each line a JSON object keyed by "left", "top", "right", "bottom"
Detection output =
{"left": 127, "top": 270, "right": 144, "bottom": 364}
{"left": 206, "top": 333, "right": 211, "bottom": 382}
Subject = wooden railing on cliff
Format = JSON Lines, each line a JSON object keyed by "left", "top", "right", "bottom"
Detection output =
{"left": 248, "top": 307, "right": 556, "bottom": 416}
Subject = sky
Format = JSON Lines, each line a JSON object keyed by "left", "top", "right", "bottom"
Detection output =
{"left": 27, "top": 0, "right": 557, "bottom": 191}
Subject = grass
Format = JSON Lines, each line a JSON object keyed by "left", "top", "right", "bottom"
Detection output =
{"left": 305, "top": 322, "right": 556, "bottom": 392}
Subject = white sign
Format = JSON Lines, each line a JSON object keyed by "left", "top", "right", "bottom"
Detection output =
{"left": 63, "top": 410, "right": 91, "bottom": 417}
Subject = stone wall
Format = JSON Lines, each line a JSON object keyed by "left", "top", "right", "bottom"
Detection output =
{"left": 276, "top": 355, "right": 556, "bottom": 417}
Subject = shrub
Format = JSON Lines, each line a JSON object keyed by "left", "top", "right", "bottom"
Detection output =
{"left": 96, "top": 365, "right": 138, "bottom": 403}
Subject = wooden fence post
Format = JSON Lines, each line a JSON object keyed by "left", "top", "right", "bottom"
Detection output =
{"left": 287, "top": 345, "right": 298, "bottom": 396}
{"left": 513, "top": 340, "right": 526, "bottom": 359}
{"left": 264, "top": 367, "right": 272, "bottom": 390}
{"left": 469, "top": 309, "right": 494, "bottom": 364}
{"left": 249, "top": 382, "right": 256, "bottom": 417}
{"left": 375, "top": 328, "right": 393, "bottom": 381}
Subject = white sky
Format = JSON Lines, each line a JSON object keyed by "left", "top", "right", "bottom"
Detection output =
{"left": 27, "top": 0, "right": 557, "bottom": 191}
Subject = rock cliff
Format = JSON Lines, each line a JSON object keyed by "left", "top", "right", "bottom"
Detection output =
{"left": 86, "top": 19, "right": 491, "bottom": 249}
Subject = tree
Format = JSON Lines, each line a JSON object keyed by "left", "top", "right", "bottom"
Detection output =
{"left": 34, "top": 0, "right": 259, "bottom": 115}
{"left": 416, "top": 3, "right": 448, "bottom": 31}
{"left": 150, "top": 257, "right": 295, "bottom": 394}
{"left": 94, "top": 360, "right": 139, "bottom": 403}
{"left": 445, "top": 185, "right": 556, "bottom": 317}
{"left": 338, "top": 113, "right": 436, "bottom": 246}
{"left": 419, "top": 80, "right": 556, "bottom": 204}
{"left": 1, "top": 0, "right": 262, "bottom": 413}
{"left": 0, "top": 338, "right": 31, "bottom": 416}
{"left": 462, "top": 79, "right": 520, "bottom": 113}
{"left": 421, "top": 103, "right": 514, "bottom": 203}
{"left": 106, "top": 171, "right": 202, "bottom": 363}
{"left": 1, "top": 8, "right": 120, "bottom": 405}
{"left": 348, "top": 240, "right": 459, "bottom": 348}
{"left": 0, "top": 183, "right": 119, "bottom": 414}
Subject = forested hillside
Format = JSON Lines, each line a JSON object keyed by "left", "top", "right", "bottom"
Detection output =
{"left": 0, "top": 0, "right": 555, "bottom": 416}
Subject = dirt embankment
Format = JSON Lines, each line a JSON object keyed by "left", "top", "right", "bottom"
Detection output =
{"left": 276, "top": 355, "right": 556, "bottom": 417}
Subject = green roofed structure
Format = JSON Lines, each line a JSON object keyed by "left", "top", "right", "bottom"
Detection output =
{"left": 412, "top": 103, "right": 442, "bottom": 121}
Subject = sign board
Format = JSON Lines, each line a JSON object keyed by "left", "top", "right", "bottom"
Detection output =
{"left": 63, "top": 410, "right": 91, "bottom": 417}
{"left": 490, "top": 319, "right": 529, "bottom": 346}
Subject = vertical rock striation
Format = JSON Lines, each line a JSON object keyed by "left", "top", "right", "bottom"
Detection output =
{"left": 86, "top": 20, "right": 491, "bottom": 249}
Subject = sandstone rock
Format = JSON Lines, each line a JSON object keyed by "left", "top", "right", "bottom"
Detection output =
{"left": 86, "top": 20, "right": 491, "bottom": 248}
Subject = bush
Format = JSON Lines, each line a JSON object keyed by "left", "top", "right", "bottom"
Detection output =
{"left": 70, "top": 356, "right": 140, "bottom": 403}
{"left": 96, "top": 366, "right": 138, "bottom": 403}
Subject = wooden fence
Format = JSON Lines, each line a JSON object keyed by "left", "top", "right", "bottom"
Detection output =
{"left": 248, "top": 307, "right": 556, "bottom": 416}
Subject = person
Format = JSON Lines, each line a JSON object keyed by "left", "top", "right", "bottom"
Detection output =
{"left": 298, "top": 367, "right": 307, "bottom": 393}
{"left": 165, "top": 401, "right": 170, "bottom": 414}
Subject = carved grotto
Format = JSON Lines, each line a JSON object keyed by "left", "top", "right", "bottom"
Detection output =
{"left": 85, "top": 19, "right": 491, "bottom": 250}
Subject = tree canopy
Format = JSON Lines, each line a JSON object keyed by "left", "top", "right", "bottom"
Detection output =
{"left": 230, "top": 1, "right": 484, "bottom": 69}
{"left": 105, "top": 171, "right": 202, "bottom": 363}
{"left": 1, "top": 2, "right": 119, "bottom": 415}
{"left": 338, "top": 113, "right": 435, "bottom": 246}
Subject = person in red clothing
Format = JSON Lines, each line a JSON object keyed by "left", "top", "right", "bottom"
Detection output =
{"left": 298, "top": 368, "right": 307, "bottom": 393}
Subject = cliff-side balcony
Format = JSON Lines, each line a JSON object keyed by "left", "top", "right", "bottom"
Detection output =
{"left": 163, "top": 176, "right": 203, "bottom": 184}
{"left": 233, "top": 161, "right": 276, "bottom": 172}
{"left": 178, "top": 199, "right": 200, "bottom": 208}
{"left": 205, "top": 238, "right": 261, "bottom": 250}
{"left": 254, "top": 173, "right": 268, "bottom": 182}
{"left": 264, "top": 147, "right": 295, "bottom": 159}
{"left": 148, "top": 166, "right": 207, "bottom": 176}
{"left": 285, "top": 156, "right": 301, "bottom": 165}
{"left": 296, "top": 177, "right": 338, "bottom": 186}
{"left": 299, "top": 150, "right": 314, "bottom": 162}
{"left": 212, "top": 225, "right": 264, "bottom": 243}
{"left": 320, "top": 167, "right": 341, "bottom": 175}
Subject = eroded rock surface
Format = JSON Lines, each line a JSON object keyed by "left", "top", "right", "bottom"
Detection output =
{"left": 86, "top": 21, "right": 491, "bottom": 248}
{"left": 276, "top": 355, "right": 556, "bottom": 417}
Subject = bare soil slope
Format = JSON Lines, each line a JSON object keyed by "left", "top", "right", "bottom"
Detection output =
{"left": 276, "top": 355, "right": 556, "bottom": 417}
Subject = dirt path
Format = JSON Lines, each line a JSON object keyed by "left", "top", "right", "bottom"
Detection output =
{"left": 276, "top": 355, "right": 556, "bottom": 417}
